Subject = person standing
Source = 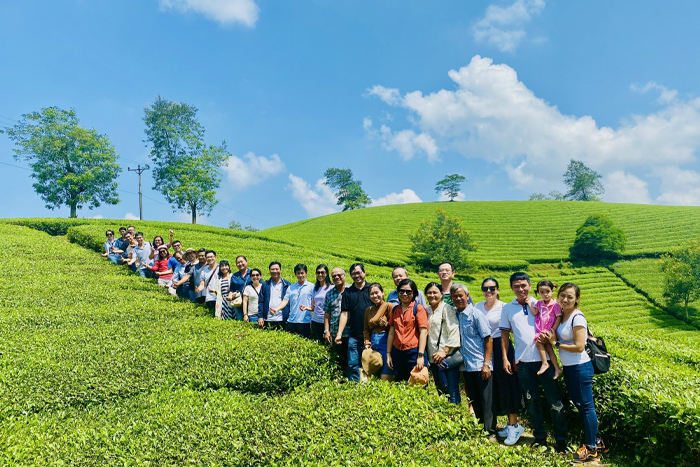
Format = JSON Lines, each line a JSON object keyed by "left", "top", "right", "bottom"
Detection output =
{"left": 386, "top": 267, "right": 427, "bottom": 307}
{"left": 542, "top": 283, "right": 605, "bottom": 463}
{"left": 243, "top": 268, "right": 263, "bottom": 326}
{"left": 453, "top": 283, "right": 495, "bottom": 434}
{"left": 475, "top": 278, "right": 524, "bottom": 444}
{"left": 425, "top": 282, "right": 461, "bottom": 403}
{"left": 386, "top": 278, "right": 429, "bottom": 382}
{"left": 259, "top": 262, "right": 291, "bottom": 330}
{"left": 324, "top": 267, "right": 349, "bottom": 368}
{"left": 195, "top": 250, "right": 219, "bottom": 312}
{"left": 210, "top": 260, "right": 236, "bottom": 320}
{"left": 191, "top": 249, "right": 208, "bottom": 303}
{"left": 274, "top": 264, "right": 314, "bottom": 338}
{"left": 437, "top": 262, "right": 456, "bottom": 306}
{"left": 363, "top": 283, "right": 394, "bottom": 381}
{"left": 231, "top": 255, "right": 251, "bottom": 321}
{"left": 499, "top": 272, "right": 567, "bottom": 451}
{"left": 335, "top": 263, "right": 372, "bottom": 382}
{"left": 310, "top": 265, "right": 333, "bottom": 343}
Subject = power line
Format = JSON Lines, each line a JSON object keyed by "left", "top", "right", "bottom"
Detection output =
{"left": 0, "top": 160, "right": 31, "bottom": 171}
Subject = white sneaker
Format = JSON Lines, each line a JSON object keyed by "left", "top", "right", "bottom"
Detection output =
{"left": 497, "top": 426, "right": 509, "bottom": 438}
{"left": 504, "top": 424, "right": 525, "bottom": 446}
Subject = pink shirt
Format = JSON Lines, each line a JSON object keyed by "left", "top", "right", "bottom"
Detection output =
{"left": 534, "top": 300, "right": 561, "bottom": 337}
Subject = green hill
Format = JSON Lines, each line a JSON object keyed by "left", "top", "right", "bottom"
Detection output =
{"left": 261, "top": 201, "right": 700, "bottom": 267}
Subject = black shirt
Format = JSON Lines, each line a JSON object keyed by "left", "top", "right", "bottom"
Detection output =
{"left": 341, "top": 282, "right": 372, "bottom": 338}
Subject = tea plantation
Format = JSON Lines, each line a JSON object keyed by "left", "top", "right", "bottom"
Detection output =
{"left": 0, "top": 222, "right": 565, "bottom": 466}
{"left": 3, "top": 203, "right": 700, "bottom": 465}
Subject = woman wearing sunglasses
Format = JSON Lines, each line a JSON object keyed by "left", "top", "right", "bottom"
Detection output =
{"left": 243, "top": 268, "right": 264, "bottom": 326}
{"left": 386, "top": 279, "right": 429, "bottom": 382}
{"left": 475, "top": 278, "right": 524, "bottom": 445}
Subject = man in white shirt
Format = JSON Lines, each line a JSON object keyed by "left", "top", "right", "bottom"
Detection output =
{"left": 499, "top": 272, "right": 567, "bottom": 451}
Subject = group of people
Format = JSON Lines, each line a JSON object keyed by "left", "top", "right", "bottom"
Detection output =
{"left": 102, "top": 226, "right": 606, "bottom": 464}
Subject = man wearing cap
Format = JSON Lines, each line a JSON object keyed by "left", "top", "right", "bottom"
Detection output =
{"left": 386, "top": 267, "right": 427, "bottom": 307}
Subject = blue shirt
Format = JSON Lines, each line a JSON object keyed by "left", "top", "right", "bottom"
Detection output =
{"left": 167, "top": 256, "right": 180, "bottom": 271}
{"left": 284, "top": 281, "right": 314, "bottom": 324}
{"left": 458, "top": 304, "right": 493, "bottom": 372}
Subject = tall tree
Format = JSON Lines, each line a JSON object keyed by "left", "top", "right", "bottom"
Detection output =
{"left": 563, "top": 159, "right": 604, "bottom": 201}
{"left": 435, "top": 174, "right": 466, "bottom": 201}
{"left": 323, "top": 167, "right": 371, "bottom": 211}
{"left": 2, "top": 107, "right": 121, "bottom": 218}
{"left": 660, "top": 240, "right": 700, "bottom": 321}
{"left": 143, "top": 96, "right": 228, "bottom": 224}
{"left": 529, "top": 190, "right": 565, "bottom": 201}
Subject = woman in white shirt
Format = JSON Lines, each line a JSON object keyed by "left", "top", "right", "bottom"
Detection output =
{"left": 243, "top": 268, "right": 263, "bottom": 327}
{"left": 543, "top": 283, "right": 603, "bottom": 464}
{"left": 425, "top": 282, "right": 461, "bottom": 404}
{"left": 475, "top": 277, "right": 524, "bottom": 445}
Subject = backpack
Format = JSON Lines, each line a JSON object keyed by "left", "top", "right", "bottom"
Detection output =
{"left": 574, "top": 314, "right": 611, "bottom": 374}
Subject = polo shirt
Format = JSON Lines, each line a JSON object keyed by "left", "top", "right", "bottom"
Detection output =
{"left": 458, "top": 304, "right": 492, "bottom": 372}
{"left": 389, "top": 302, "right": 429, "bottom": 351}
{"left": 167, "top": 255, "right": 180, "bottom": 271}
{"left": 341, "top": 282, "right": 373, "bottom": 339}
{"left": 324, "top": 286, "right": 348, "bottom": 338}
{"left": 284, "top": 281, "right": 314, "bottom": 324}
{"left": 499, "top": 298, "right": 547, "bottom": 363}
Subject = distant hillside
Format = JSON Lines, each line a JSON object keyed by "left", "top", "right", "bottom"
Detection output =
{"left": 261, "top": 201, "right": 700, "bottom": 267}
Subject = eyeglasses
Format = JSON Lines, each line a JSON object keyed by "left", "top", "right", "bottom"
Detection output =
{"left": 481, "top": 286, "right": 497, "bottom": 292}
{"left": 331, "top": 274, "right": 344, "bottom": 278}
{"left": 106, "top": 234, "right": 113, "bottom": 237}
{"left": 398, "top": 289, "right": 413, "bottom": 295}
{"left": 316, "top": 271, "right": 326, "bottom": 275}
{"left": 251, "top": 274, "right": 261, "bottom": 277}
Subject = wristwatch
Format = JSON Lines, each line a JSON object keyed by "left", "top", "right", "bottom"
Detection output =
{"left": 417, "top": 352, "right": 425, "bottom": 357}
{"left": 555, "top": 341, "right": 561, "bottom": 348}
{"left": 483, "top": 361, "right": 493, "bottom": 370}
{"left": 324, "top": 330, "right": 330, "bottom": 335}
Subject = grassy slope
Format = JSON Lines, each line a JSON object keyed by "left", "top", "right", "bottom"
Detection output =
{"left": 261, "top": 201, "right": 700, "bottom": 266}
{"left": 0, "top": 223, "right": 567, "bottom": 466}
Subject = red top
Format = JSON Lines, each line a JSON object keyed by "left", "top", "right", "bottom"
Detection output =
{"left": 151, "top": 255, "right": 173, "bottom": 279}
{"left": 389, "top": 301, "right": 429, "bottom": 350}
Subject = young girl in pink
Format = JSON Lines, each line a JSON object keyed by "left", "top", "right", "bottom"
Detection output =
{"left": 528, "top": 280, "right": 563, "bottom": 379}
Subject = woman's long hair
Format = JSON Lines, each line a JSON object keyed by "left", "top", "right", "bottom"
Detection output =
{"left": 314, "top": 264, "right": 331, "bottom": 291}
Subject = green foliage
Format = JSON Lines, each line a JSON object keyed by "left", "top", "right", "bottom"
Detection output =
{"left": 229, "top": 219, "right": 259, "bottom": 231}
{"left": 563, "top": 158, "right": 604, "bottom": 201}
{"left": 611, "top": 258, "right": 700, "bottom": 328}
{"left": 529, "top": 190, "right": 565, "bottom": 201}
{"left": 262, "top": 201, "right": 700, "bottom": 268}
{"left": 143, "top": 96, "right": 229, "bottom": 224}
{"left": 435, "top": 173, "right": 466, "bottom": 201}
{"left": 660, "top": 240, "right": 700, "bottom": 321}
{"left": 408, "top": 208, "right": 475, "bottom": 271}
{"left": 2, "top": 107, "right": 121, "bottom": 217}
{"left": 323, "top": 167, "right": 371, "bottom": 211}
{"left": 570, "top": 215, "right": 626, "bottom": 262}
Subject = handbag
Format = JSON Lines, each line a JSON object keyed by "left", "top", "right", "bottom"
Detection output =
{"left": 436, "top": 305, "right": 463, "bottom": 369}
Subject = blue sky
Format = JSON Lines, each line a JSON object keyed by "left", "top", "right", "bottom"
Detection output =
{"left": 2, "top": 0, "right": 700, "bottom": 229}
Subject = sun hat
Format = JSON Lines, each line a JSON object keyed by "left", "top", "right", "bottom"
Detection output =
{"left": 361, "top": 348, "right": 383, "bottom": 377}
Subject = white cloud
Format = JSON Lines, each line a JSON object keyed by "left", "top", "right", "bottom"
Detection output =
{"left": 630, "top": 81, "right": 678, "bottom": 104}
{"left": 159, "top": 0, "right": 259, "bottom": 26}
{"left": 438, "top": 191, "right": 466, "bottom": 202}
{"left": 473, "top": 0, "right": 545, "bottom": 52}
{"left": 92, "top": 214, "right": 104, "bottom": 219}
{"left": 604, "top": 171, "right": 651, "bottom": 204}
{"left": 656, "top": 167, "right": 700, "bottom": 206}
{"left": 286, "top": 174, "right": 340, "bottom": 218}
{"left": 124, "top": 212, "right": 139, "bottom": 220}
{"left": 379, "top": 125, "right": 440, "bottom": 162}
{"left": 224, "top": 152, "right": 285, "bottom": 190}
{"left": 368, "top": 55, "right": 700, "bottom": 202}
{"left": 367, "top": 85, "right": 402, "bottom": 106}
{"left": 363, "top": 117, "right": 373, "bottom": 130}
{"left": 371, "top": 189, "right": 423, "bottom": 207}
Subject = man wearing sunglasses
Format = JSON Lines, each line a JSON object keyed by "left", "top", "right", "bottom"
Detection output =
{"left": 499, "top": 272, "right": 567, "bottom": 451}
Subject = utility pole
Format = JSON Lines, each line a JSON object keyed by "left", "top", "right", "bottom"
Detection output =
{"left": 127, "top": 164, "right": 150, "bottom": 220}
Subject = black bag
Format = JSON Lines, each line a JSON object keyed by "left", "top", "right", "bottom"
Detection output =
{"left": 585, "top": 330, "right": 611, "bottom": 374}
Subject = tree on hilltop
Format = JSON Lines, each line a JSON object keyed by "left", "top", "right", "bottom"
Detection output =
{"left": 569, "top": 215, "right": 625, "bottom": 262}
{"left": 143, "top": 96, "right": 229, "bottom": 224}
{"left": 2, "top": 107, "right": 121, "bottom": 218}
{"left": 408, "top": 208, "right": 475, "bottom": 271}
{"left": 563, "top": 159, "right": 604, "bottom": 201}
{"left": 323, "top": 167, "right": 371, "bottom": 211}
{"left": 435, "top": 174, "right": 466, "bottom": 201}
{"left": 529, "top": 190, "right": 565, "bottom": 201}
{"left": 660, "top": 240, "right": 700, "bottom": 321}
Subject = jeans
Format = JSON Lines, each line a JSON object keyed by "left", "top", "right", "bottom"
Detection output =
{"left": 431, "top": 365, "right": 461, "bottom": 404}
{"left": 370, "top": 332, "right": 395, "bottom": 376}
{"left": 463, "top": 371, "right": 495, "bottom": 433}
{"left": 247, "top": 313, "right": 260, "bottom": 324}
{"left": 177, "top": 283, "right": 191, "bottom": 300}
{"left": 563, "top": 361, "right": 598, "bottom": 448}
{"left": 311, "top": 321, "right": 326, "bottom": 343}
{"left": 108, "top": 254, "right": 121, "bottom": 264}
{"left": 231, "top": 307, "right": 244, "bottom": 321}
{"left": 288, "top": 322, "right": 311, "bottom": 338}
{"left": 138, "top": 268, "right": 154, "bottom": 279}
{"left": 332, "top": 337, "right": 348, "bottom": 370}
{"left": 517, "top": 361, "right": 568, "bottom": 442}
{"left": 347, "top": 336, "right": 363, "bottom": 382}
{"left": 391, "top": 347, "right": 418, "bottom": 382}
